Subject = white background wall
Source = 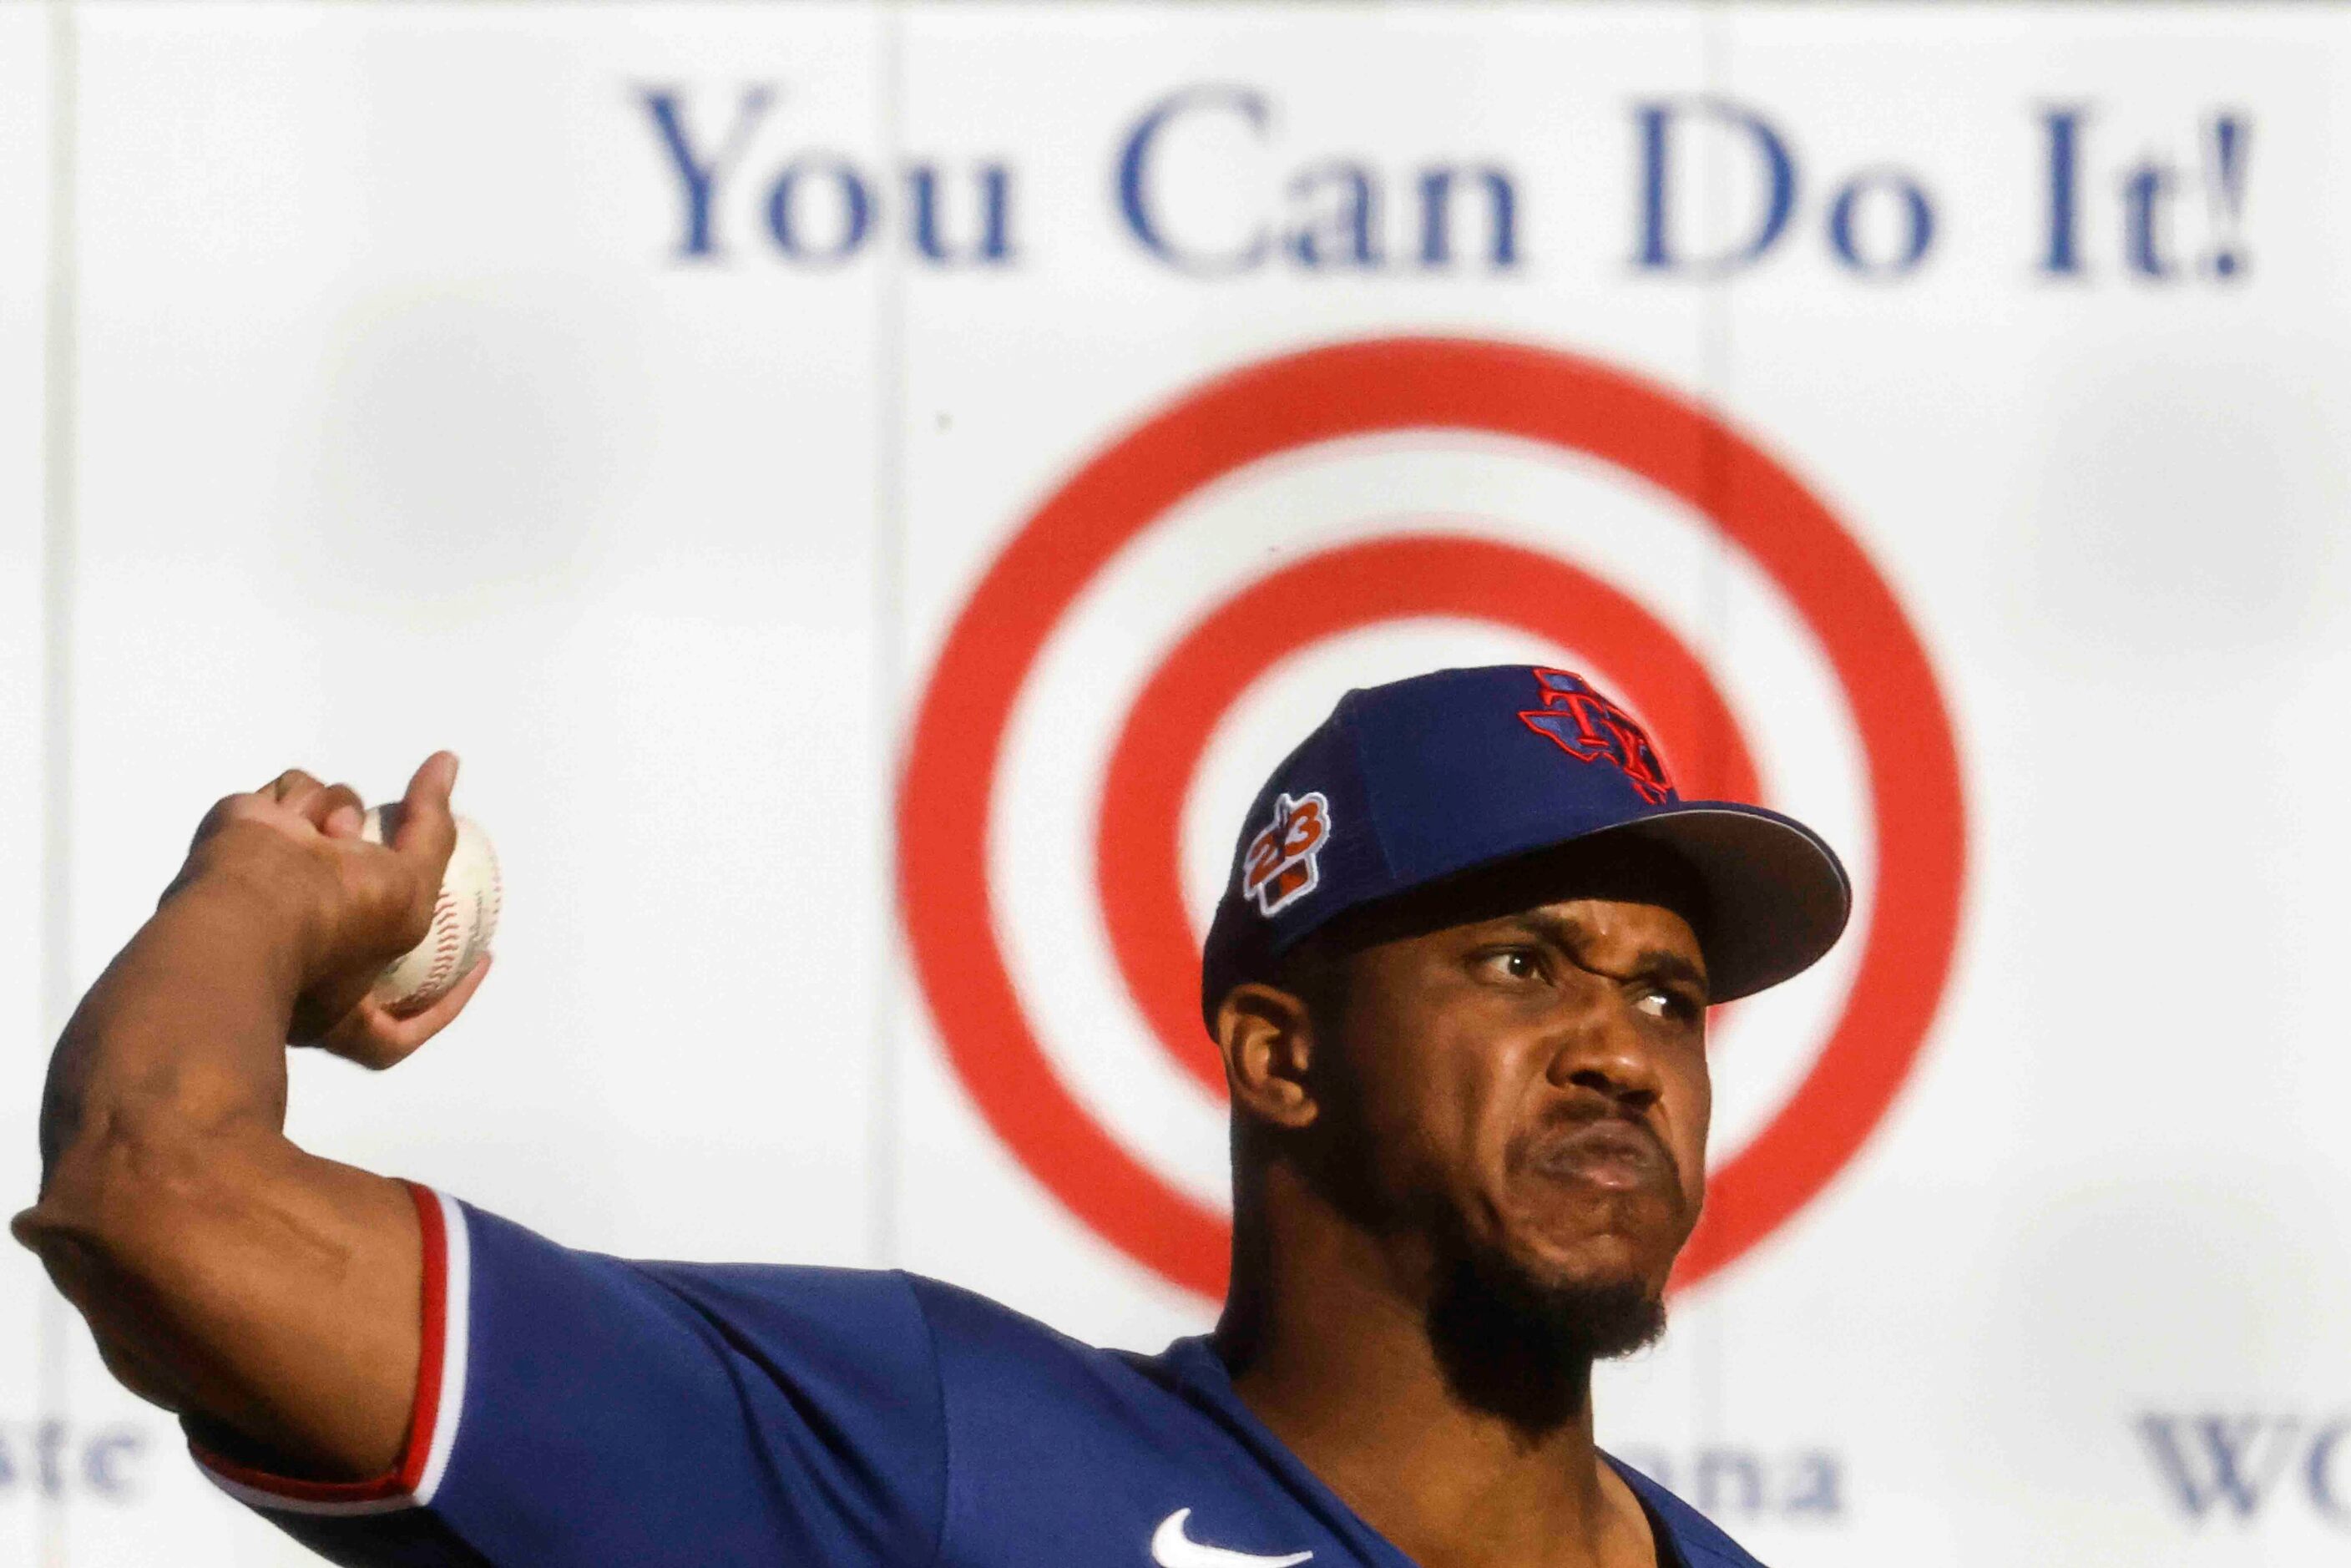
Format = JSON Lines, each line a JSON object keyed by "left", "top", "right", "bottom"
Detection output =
{"left": 3, "top": 3, "right": 2348, "bottom": 1563}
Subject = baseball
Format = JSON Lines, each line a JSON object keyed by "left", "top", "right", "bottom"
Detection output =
{"left": 358, "top": 806, "right": 502, "bottom": 1017}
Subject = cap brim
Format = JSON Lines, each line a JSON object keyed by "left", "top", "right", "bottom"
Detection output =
{"left": 1201, "top": 797, "right": 1853, "bottom": 1025}
{"left": 1593, "top": 802, "right": 1852, "bottom": 1003}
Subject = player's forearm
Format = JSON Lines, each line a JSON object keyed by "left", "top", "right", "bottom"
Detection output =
{"left": 33, "top": 867, "right": 306, "bottom": 1189}
{"left": 15, "top": 862, "right": 320, "bottom": 1404}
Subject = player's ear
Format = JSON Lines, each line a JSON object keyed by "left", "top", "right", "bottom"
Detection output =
{"left": 1216, "top": 983, "right": 1320, "bottom": 1130}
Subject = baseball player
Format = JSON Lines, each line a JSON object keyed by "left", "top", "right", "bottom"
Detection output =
{"left": 16, "top": 664, "right": 1848, "bottom": 1568}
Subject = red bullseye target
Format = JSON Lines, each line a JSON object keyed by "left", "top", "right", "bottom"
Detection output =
{"left": 898, "top": 336, "right": 1966, "bottom": 1302}
{"left": 1096, "top": 533, "right": 1762, "bottom": 1101}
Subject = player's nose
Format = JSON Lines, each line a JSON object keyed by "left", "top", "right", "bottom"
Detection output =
{"left": 1540, "top": 1006, "right": 1664, "bottom": 1116}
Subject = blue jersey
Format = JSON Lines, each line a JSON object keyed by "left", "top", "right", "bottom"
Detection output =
{"left": 195, "top": 1186, "right": 1765, "bottom": 1568}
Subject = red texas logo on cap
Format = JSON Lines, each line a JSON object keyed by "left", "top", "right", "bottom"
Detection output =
{"left": 1517, "top": 667, "right": 1675, "bottom": 805}
{"left": 1241, "top": 792, "right": 1332, "bottom": 917}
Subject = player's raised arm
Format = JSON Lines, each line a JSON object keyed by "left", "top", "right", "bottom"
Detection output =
{"left": 14, "top": 759, "right": 946, "bottom": 1568}
{"left": 11, "top": 755, "right": 484, "bottom": 1480}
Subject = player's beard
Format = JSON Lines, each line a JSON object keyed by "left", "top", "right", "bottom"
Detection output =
{"left": 1421, "top": 1216, "right": 1669, "bottom": 1437}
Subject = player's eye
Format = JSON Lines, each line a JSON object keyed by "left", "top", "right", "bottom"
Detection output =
{"left": 1474, "top": 948, "right": 1546, "bottom": 984}
{"left": 1633, "top": 986, "right": 1701, "bottom": 1024}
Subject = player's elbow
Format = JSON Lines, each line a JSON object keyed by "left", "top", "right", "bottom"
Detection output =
{"left": 11, "top": 1133, "right": 240, "bottom": 1416}
{"left": 15, "top": 1117, "right": 257, "bottom": 1313}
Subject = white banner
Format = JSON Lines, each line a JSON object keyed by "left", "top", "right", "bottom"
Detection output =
{"left": 3, "top": 3, "right": 2348, "bottom": 1563}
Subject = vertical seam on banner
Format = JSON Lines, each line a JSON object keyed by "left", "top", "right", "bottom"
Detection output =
{"left": 868, "top": 0, "right": 908, "bottom": 1269}
{"left": 38, "top": 3, "right": 78, "bottom": 1565}
{"left": 1694, "top": 0, "right": 1732, "bottom": 1456}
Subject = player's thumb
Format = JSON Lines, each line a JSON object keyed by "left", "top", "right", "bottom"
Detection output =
{"left": 393, "top": 751, "right": 462, "bottom": 883}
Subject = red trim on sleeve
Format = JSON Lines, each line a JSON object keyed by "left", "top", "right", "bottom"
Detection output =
{"left": 397, "top": 1178, "right": 448, "bottom": 1494}
{"left": 189, "top": 1178, "right": 450, "bottom": 1505}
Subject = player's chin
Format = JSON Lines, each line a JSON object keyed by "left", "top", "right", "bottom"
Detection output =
{"left": 1519, "top": 1181, "right": 1689, "bottom": 1267}
{"left": 1508, "top": 1200, "right": 1691, "bottom": 1302}
{"left": 1514, "top": 1232, "right": 1668, "bottom": 1302}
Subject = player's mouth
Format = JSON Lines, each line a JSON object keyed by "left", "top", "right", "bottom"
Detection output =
{"left": 1519, "top": 1119, "right": 1672, "bottom": 1196}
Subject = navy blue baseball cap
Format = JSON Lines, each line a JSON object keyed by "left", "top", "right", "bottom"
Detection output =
{"left": 1199, "top": 664, "right": 1851, "bottom": 1025}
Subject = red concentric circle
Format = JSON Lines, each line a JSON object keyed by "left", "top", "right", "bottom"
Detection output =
{"left": 897, "top": 336, "right": 1966, "bottom": 1302}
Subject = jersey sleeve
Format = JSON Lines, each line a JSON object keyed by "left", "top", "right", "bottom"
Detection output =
{"left": 190, "top": 1183, "right": 948, "bottom": 1568}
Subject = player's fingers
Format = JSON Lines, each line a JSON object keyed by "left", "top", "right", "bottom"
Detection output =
{"left": 275, "top": 780, "right": 328, "bottom": 825}
{"left": 315, "top": 1001, "right": 414, "bottom": 1071}
{"left": 329, "top": 956, "right": 491, "bottom": 1068}
{"left": 280, "top": 781, "right": 364, "bottom": 833}
{"left": 265, "top": 768, "right": 323, "bottom": 805}
{"left": 313, "top": 783, "right": 365, "bottom": 838}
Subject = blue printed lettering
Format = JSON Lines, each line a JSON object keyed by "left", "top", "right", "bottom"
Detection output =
{"left": 640, "top": 86, "right": 776, "bottom": 260}
{"left": 1117, "top": 87, "right": 1273, "bottom": 275}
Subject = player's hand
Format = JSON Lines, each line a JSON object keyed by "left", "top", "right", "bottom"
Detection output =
{"left": 311, "top": 950, "right": 492, "bottom": 1070}
{"left": 176, "top": 752, "right": 481, "bottom": 1066}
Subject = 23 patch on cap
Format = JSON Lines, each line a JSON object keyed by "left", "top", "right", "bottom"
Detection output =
{"left": 1241, "top": 792, "right": 1332, "bottom": 918}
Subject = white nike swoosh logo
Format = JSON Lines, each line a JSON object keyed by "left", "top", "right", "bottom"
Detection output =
{"left": 1150, "top": 1508, "right": 1315, "bottom": 1568}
